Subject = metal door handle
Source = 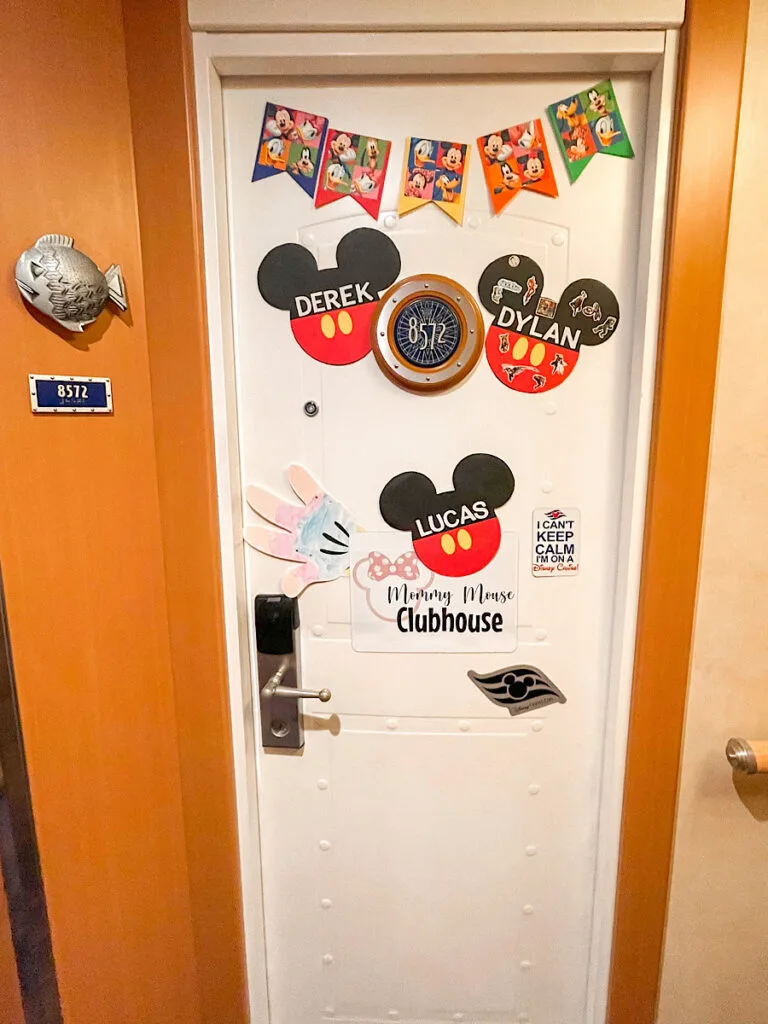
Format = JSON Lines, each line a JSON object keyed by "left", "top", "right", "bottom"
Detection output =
{"left": 263, "top": 681, "right": 332, "bottom": 702}
{"left": 262, "top": 664, "right": 331, "bottom": 703}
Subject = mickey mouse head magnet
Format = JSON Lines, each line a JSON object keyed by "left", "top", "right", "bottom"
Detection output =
{"left": 379, "top": 454, "right": 515, "bottom": 577}
{"left": 478, "top": 253, "right": 620, "bottom": 393}
{"left": 257, "top": 227, "right": 401, "bottom": 365}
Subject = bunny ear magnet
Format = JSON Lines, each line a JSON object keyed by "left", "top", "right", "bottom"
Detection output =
{"left": 315, "top": 129, "right": 392, "bottom": 220}
{"left": 478, "top": 253, "right": 620, "bottom": 394}
{"left": 258, "top": 228, "right": 402, "bottom": 365}
{"left": 252, "top": 102, "right": 328, "bottom": 198}
{"left": 244, "top": 465, "right": 359, "bottom": 597}
{"left": 468, "top": 665, "right": 566, "bottom": 717}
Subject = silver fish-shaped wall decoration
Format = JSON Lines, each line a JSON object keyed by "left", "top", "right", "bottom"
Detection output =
{"left": 15, "top": 234, "right": 127, "bottom": 332}
{"left": 468, "top": 664, "right": 566, "bottom": 717}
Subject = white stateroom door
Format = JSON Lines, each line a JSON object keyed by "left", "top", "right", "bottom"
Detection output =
{"left": 222, "top": 71, "right": 651, "bottom": 1024}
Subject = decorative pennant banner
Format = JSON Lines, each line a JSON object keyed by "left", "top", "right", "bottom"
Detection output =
{"left": 467, "top": 665, "right": 566, "bottom": 717}
{"left": 547, "top": 80, "right": 634, "bottom": 183}
{"left": 315, "top": 129, "right": 392, "bottom": 220}
{"left": 477, "top": 119, "right": 558, "bottom": 214}
{"left": 478, "top": 252, "right": 620, "bottom": 394}
{"left": 398, "top": 138, "right": 470, "bottom": 225}
{"left": 378, "top": 454, "right": 515, "bottom": 577}
{"left": 244, "top": 464, "right": 359, "bottom": 597}
{"left": 257, "top": 227, "right": 401, "bottom": 365}
{"left": 251, "top": 102, "right": 328, "bottom": 197}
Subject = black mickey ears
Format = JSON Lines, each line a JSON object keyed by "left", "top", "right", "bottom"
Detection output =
{"left": 480, "top": 252, "right": 620, "bottom": 394}
{"left": 478, "top": 253, "right": 619, "bottom": 348}
{"left": 377, "top": 472, "right": 437, "bottom": 532}
{"left": 335, "top": 228, "right": 402, "bottom": 292}
{"left": 257, "top": 243, "right": 319, "bottom": 312}
{"left": 379, "top": 454, "right": 515, "bottom": 535}
{"left": 258, "top": 227, "right": 401, "bottom": 319}
{"left": 257, "top": 227, "right": 402, "bottom": 366}
{"left": 452, "top": 454, "right": 515, "bottom": 508}
{"left": 478, "top": 254, "right": 546, "bottom": 317}
{"left": 379, "top": 454, "right": 515, "bottom": 577}
{"left": 557, "top": 277, "right": 620, "bottom": 346}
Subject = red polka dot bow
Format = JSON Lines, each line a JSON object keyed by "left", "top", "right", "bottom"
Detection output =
{"left": 367, "top": 551, "right": 420, "bottom": 581}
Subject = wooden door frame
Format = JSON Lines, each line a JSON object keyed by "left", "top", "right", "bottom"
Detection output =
{"left": 119, "top": 1, "right": 748, "bottom": 1020}
{"left": 606, "top": 2, "right": 750, "bottom": 1021}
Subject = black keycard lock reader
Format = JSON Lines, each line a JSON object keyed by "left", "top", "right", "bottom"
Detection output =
{"left": 255, "top": 595, "right": 332, "bottom": 750}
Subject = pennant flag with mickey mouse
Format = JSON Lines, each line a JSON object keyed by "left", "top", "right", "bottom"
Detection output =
{"left": 252, "top": 102, "right": 328, "bottom": 197}
{"left": 547, "top": 79, "right": 634, "bottom": 183}
{"left": 478, "top": 253, "right": 620, "bottom": 394}
{"left": 398, "top": 138, "right": 470, "bottom": 225}
{"left": 315, "top": 128, "right": 392, "bottom": 220}
{"left": 477, "top": 119, "right": 558, "bottom": 215}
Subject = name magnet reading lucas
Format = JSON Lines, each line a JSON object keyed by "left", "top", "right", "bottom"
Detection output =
{"left": 350, "top": 532, "right": 518, "bottom": 653}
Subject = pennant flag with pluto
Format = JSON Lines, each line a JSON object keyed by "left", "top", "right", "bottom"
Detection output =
{"left": 478, "top": 252, "right": 620, "bottom": 394}
{"left": 251, "top": 102, "right": 328, "bottom": 198}
{"left": 315, "top": 128, "right": 391, "bottom": 220}
{"left": 477, "top": 119, "right": 558, "bottom": 214}
{"left": 398, "top": 138, "right": 470, "bottom": 225}
{"left": 547, "top": 80, "right": 633, "bottom": 183}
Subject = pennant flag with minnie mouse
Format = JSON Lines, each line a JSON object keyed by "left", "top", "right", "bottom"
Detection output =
{"left": 398, "top": 138, "right": 470, "bottom": 225}
{"left": 252, "top": 102, "right": 328, "bottom": 197}
{"left": 477, "top": 119, "right": 558, "bottom": 215}
{"left": 315, "top": 128, "right": 392, "bottom": 220}
{"left": 547, "top": 80, "right": 634, "bottom": 183}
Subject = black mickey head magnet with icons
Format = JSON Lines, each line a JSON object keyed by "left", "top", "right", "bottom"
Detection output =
{"left": 478, "top": 253, "right": 620, "bottom": 393}
{"left": 257, "top": 227, "right": 401, "bottom": 365}
{"left": 379, "top": 454, "right": 515, "bottom": 577}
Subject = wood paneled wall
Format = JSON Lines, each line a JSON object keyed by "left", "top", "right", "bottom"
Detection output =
{"left": 0, "top": 1, "right": 246, "bottom": 1021}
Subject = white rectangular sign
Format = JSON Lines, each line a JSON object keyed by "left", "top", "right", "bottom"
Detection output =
{"left": 531, "top": 507, "right": 581, "bottom": 577}
{"left": 350, "top": 533, "right": 518, "bottom": 653}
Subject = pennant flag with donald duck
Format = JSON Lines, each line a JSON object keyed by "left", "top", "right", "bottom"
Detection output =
{"left": 477, "top": 119, "right": 558, "bottom": 215}
{"left": 398, "top": 138, "right": 470, "bottom": 225}
{"left": 252, "top": 102, "right": 329, "bottom": 198}
{"left": 547, "top": 79, "right": 633, "bottom": 184}
{"left": 315, "top": 128, "right": 392, "bottom": 220}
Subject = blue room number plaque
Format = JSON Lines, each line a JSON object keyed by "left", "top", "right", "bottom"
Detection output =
{"left": 29, "top": 375, "right": 112, "bottom": 414}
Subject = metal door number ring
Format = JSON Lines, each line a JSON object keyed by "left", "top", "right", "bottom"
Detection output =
{"left": 371, "top": 274, "right": 485, "bottom": 393}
